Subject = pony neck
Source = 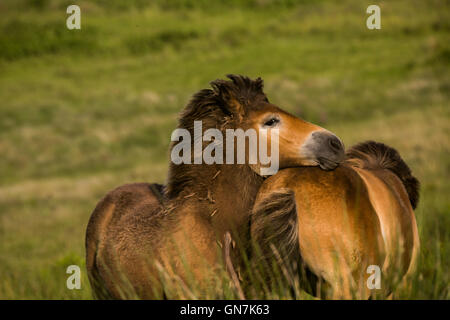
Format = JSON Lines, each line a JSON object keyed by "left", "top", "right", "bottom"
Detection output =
{"left": 166, "top": 162, "right": 264, "bottom": 239}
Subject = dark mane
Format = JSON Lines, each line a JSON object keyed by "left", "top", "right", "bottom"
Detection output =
{"left": 178, "top": 74, "right": 267, "bottom": 131}
{"left": 346, "top": 141, "right": 420, "bottom": 209}
{"left": 210, "top": 74, "right": 267, "bottom": 108}
{"left": 166, "top": 74, "right": 267, "bottom": 199}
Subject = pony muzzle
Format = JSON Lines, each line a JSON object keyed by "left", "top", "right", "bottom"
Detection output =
{"left": 301, "top": 130, "right": 345, "bottom": 170}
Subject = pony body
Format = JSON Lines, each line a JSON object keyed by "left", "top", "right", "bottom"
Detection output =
{"left": 251, "top": 141, "right": 420, "bottom": 299}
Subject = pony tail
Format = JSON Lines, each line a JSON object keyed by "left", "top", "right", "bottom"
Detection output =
{"left": 250, "top": 189, "right": 320, "bottom": 297}
{"left": 346, "top": 141, "right": 420, "bottom": 209}
{"left": 251, "top": 189, "right": 299, "bottom": 266}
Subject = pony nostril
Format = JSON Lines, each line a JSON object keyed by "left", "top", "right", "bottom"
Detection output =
{"left": 328, "top": 136, "right": 343, "bottom": 153}
{"left": 309, "top": 131, "right": 345, "bottom": 165}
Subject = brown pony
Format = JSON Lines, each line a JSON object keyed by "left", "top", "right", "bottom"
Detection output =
{"left": 85, "top": 75, "right": 345, "bottom": 299}
{"left": 251, "top": 141, "right": 420, "bottom": 299}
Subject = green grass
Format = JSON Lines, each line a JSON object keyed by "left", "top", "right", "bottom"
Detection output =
{"left": 0, "top": 0, "right": 448, "bottom": 299}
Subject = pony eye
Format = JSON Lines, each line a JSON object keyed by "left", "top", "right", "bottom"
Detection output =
{"left": 263, "top": 118, "right": 280, "bottom": 127}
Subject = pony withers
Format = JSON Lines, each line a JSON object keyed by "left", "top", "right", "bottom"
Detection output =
{"left": 251, "top": 141, "right": 420, "bottom": 299}
{"left": 85, "top": 75, "right": 345, "bottom": 299}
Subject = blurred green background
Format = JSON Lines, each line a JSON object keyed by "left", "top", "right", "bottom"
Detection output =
{"left": 0, "top": 0, "right": 448, "bottom": 299}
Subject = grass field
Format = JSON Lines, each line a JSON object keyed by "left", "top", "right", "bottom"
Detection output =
{"left": 0, "top": 0, "right": 448, "bottom": 299}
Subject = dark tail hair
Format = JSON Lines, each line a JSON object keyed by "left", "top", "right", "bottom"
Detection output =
{"left": 346, "top": 141, "right": 420, "bottom": 209}
{"left": 251, "top": 189, "right": 299, "bottom": 263}
{"left": 250, "top": 189, "right": 321, "bottom": 297}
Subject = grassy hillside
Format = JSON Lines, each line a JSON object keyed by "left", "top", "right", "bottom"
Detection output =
{"left": 0, "top": 0, "right": 448, "bottom": 299}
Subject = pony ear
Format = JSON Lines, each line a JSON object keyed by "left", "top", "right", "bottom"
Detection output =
{"left": 210, "top": 79, "right": 245, "bottom": 118}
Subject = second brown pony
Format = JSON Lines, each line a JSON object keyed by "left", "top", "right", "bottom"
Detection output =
{"left": 85, "top": 75, "right": 345, "bottom": 299}
{"left": 251, "top": 141, "right": 420, "bottom": 299}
